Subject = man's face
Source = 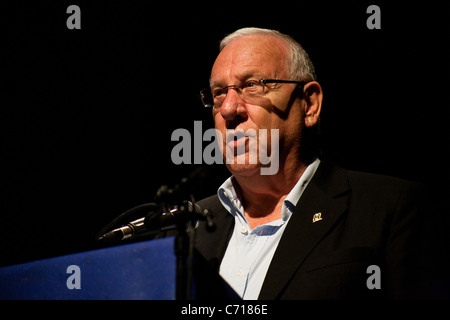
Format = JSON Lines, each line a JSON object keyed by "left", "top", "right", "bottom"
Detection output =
{"left": 210, "top": 35, "right": 305, "bottom": 177}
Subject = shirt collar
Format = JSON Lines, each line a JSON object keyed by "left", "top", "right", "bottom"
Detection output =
{"left": 217, "top": 158, "right": 321, "bottom": 220}
{"left": 284, "top": 158, "right": 321, "bottom": 209}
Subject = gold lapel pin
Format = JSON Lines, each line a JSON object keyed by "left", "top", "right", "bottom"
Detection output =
{"left": 312, "top": 212, "right": 323, "bottom": 223}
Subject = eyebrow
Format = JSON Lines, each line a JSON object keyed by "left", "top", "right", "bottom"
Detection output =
{"left": 210, "top": 71, "right": 269, "bottom": 88}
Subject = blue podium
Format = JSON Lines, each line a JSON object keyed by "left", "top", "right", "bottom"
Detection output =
{"left": 0, "top": 237, "right": 238, "bottom": 300}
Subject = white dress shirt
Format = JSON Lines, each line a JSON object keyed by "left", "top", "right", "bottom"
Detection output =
{"left": 218, "top": 158, "right": 321, "bottom": 299}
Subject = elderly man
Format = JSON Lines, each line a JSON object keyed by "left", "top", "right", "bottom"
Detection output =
{"left": 189, "top": 27, "right": 433, "bottom": 299}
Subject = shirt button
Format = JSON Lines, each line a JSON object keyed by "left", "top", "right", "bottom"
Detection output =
{"left": 237, "top": 269, "right": 245, "bottom": 276}
{"left": 240, "top": 226, "right": 248, "bottom": 234}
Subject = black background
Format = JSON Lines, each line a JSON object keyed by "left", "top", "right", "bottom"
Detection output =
{"left": 2, "top": 1, "right": 449, "bottom": 267}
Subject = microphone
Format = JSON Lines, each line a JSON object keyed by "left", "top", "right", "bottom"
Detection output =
{"left": 97, "top": 201, "right": 214, "bottom": 243}
{"left": 96, "top": 209, "right": 175, "bottom": 243}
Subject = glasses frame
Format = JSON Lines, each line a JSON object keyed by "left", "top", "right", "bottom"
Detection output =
{"left": 200, "top": 79, "right": 310, "bottom": 108}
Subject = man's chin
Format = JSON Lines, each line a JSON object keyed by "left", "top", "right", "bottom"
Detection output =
{"left": 226, "top": 163, "right": 262, "bottom": 177}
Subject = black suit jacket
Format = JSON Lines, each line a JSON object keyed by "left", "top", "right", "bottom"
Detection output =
{"left": 190, "top": 161, "right": 440, "bottom": 299}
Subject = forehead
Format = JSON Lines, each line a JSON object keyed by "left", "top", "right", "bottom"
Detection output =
{"left": 211, "top": 35, "right": 290, "bottom": 86}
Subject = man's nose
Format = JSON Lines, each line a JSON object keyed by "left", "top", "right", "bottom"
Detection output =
{"left": 219, "top": 88, "right": 248, "bottom": 121}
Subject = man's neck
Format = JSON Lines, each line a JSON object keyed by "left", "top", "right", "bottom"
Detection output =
{"left": 232, "top": 161, "right": 309, "bottom": 229}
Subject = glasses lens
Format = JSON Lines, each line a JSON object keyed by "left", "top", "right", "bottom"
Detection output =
{"left": 242, "top": 80, "right": 264, "bottom": 96}
{"left": 200, "top": 88, "right": 214, "bottom": 108}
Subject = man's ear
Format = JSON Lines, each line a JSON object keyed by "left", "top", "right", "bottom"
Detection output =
{"left": 303, "top": 81, "right": 323, "bottom": 128}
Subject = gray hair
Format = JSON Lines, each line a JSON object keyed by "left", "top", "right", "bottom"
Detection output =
{"left": 219, "top": 27, "right": 317, "bottom": 81}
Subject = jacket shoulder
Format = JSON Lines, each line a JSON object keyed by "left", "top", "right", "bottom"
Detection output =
{"left": 197, "top": 194, "right": 222, "bottom": 210}
{"left": 346, "top": 168, "right": 417, "bottom": 186}
{"left": 344, "top": 167, "right": 425, "bottom": 197}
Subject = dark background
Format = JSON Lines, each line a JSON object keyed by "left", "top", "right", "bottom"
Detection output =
{"left": 2, "top": 1, "right": 449, "bottom": 267}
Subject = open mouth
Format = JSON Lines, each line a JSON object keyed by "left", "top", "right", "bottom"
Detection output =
{"left": 227, "top": 136, "right": 246, "bottom": 149}
{"left": 226, "top": 130, "right": 247, "bottom": 147}
{"left": 225, "top": 129, "right": 258, "bottom": 152}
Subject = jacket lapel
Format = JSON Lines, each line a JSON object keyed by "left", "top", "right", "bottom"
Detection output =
{"left": 258, "top": 162, "right": 351, "bottom": 299}
{"left": 195, "top": 196, "right": 234, "bottom": 270}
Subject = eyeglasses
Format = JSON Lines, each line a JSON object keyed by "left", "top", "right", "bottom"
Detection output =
{"left": 200, "top": 79, "right": 309, "bottom": 108}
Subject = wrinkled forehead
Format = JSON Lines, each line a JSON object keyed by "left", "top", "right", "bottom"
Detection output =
{"left": 210, "top": 35, "right": 290, "bottom": 87}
